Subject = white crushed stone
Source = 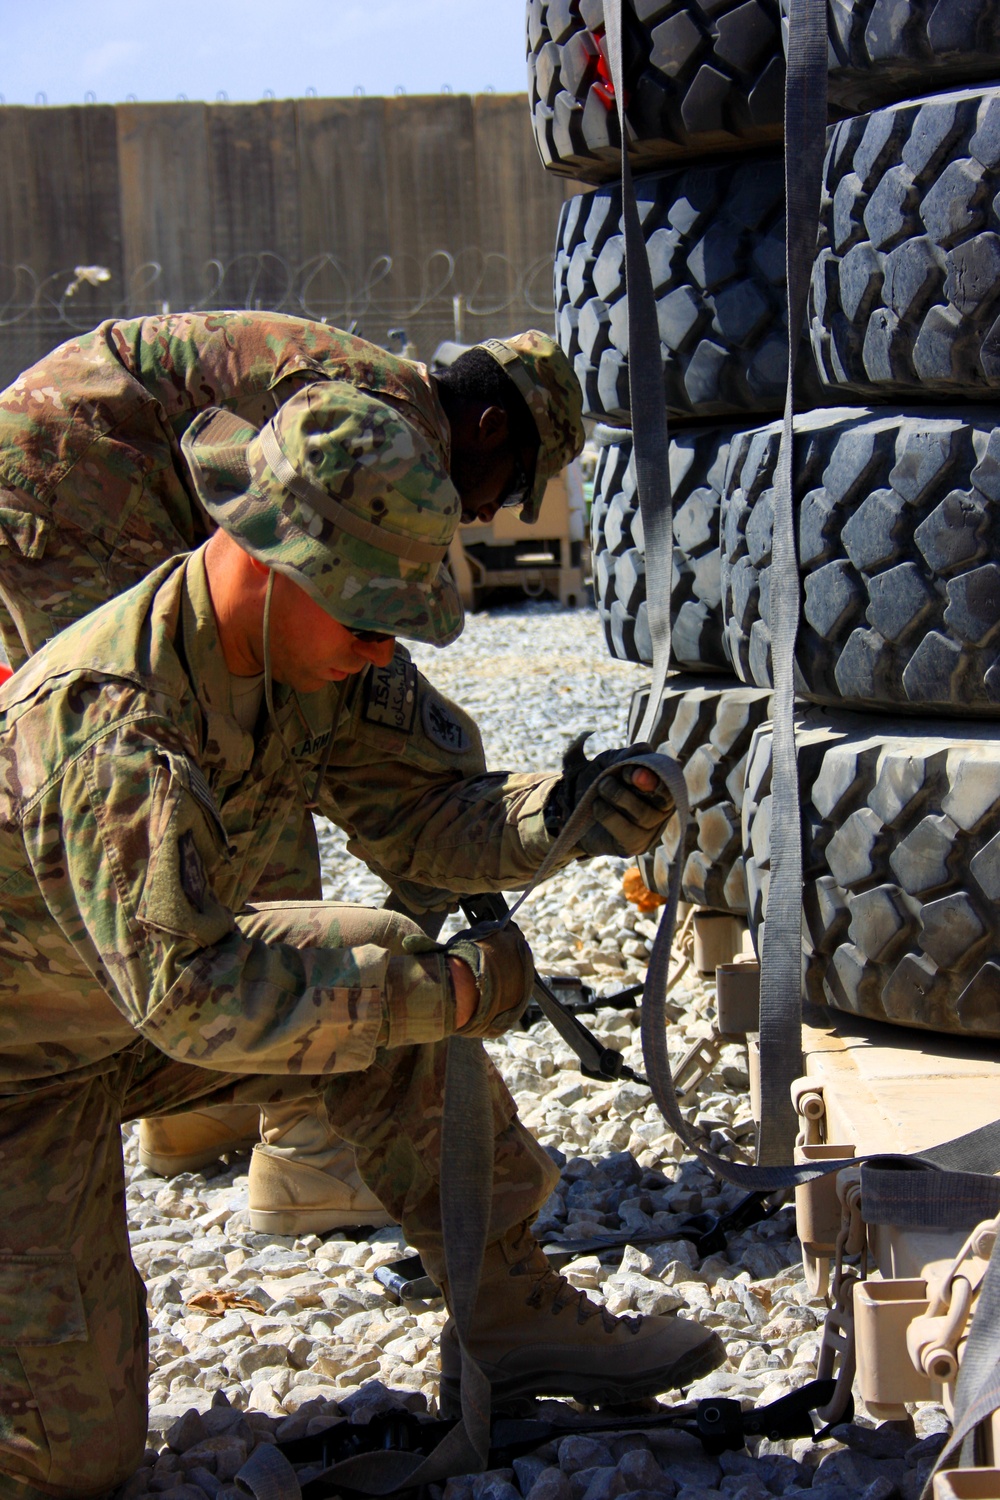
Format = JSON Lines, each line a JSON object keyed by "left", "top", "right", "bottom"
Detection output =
{"left": 119, "top": 601, "right": 950, "bottom": 1499}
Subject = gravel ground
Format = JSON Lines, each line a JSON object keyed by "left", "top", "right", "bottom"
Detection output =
{"left": 118, "top": 601, "right": 950, "bottom": 1500}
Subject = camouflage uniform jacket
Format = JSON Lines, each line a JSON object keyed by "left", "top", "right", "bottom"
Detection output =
{"left": 0, "top": 311, "right": 450, "bottom": 665}
{"left": 0, "top": 548, "right": 560, "bottom": 1092}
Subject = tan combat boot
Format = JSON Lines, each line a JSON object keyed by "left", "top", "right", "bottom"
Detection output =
{"left": 248, "top": 1098, "right": 395, "bottom": 1235}
{"left": 439, "top": 1224, "right": 724, "bottom": 1412}
{"left": 138, "top": 1105, "right": 262, "bottom": 1176}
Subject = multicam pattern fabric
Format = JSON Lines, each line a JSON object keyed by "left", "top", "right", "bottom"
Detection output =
{"left": 0, "top": 311, "right": 452, "bottom": 667}
{"left": 0, "top": 904, "right": 555, "bottom": 1497}
{"left": 479, "top": 330, "right": 585, "bottom": 522}
{"left": 0, "top": 552, "right": 564, "bottom": 1493}
{"left": 0, "top": 547, "right": 561, "bottom": 1087}
{"left": 183, "top": 382, "right": 463, "bottom": 645}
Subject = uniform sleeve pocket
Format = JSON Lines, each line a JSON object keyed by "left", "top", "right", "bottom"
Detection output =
{"left": 136, "top": 754, "right": 234, "bottom": 947}
{"left": 0, "top": 1254, "right": 86, "bottom": 1345}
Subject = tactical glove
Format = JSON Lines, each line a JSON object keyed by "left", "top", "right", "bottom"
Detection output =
{"left": 391, "top": 924, "right": 535, "bottom": 1042}
{"left": 544, "top": 732, "right": 674, "bottom": 858}
{"left": 448, "top": 923, "right": 535, "bottom": 1039}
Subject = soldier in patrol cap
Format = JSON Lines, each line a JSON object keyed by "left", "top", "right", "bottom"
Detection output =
{"left": 0, "top": 313, "right": 584, "bottom": 1235}
{"left": 0, "top": 352, "right": 721, "bottom": 1497}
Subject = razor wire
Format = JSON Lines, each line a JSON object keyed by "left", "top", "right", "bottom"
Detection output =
{"left": 0, "top": 247, "right": 557, "bottom": 341}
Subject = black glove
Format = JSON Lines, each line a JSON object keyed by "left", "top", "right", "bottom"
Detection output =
{"left": 544, "top": 732, "right": 674, "bottom": 858}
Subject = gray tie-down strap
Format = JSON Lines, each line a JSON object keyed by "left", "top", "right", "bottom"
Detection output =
{"left": 605, "top": 0, "right": 826, "bottom": 1163}
{"left": 754, "top": 0, "right": 829, "bottom": 1167}
{"left": 603, "top": 0, "right": 674, "bottom": 748}
{"left": 861, "top": 1150, "right": 1000, "bottom": 1231}
{"left": 281, "top": 1035, "right": 494, "bottom": 1495}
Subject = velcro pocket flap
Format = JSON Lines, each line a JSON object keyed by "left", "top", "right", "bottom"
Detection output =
{"left": 0, "top": 1253, "right": 87, "bottom": 1345}
{"left": 0, "top": 505, "right": 50, "bottom": 560}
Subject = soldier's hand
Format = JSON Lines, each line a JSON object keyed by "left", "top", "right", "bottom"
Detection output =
{"left": 448, "top": 923, "right": 535, "bottom": 1039}
{"left": 545, "top": 732, "right": 674, "bottom": 858}
{"left": 448, "top": 956, "right": 479, "bottom": 1029}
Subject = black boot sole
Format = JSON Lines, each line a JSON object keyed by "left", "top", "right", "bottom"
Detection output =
{"left": 438, "top": 1331, "right": 726, "bottom": 1418}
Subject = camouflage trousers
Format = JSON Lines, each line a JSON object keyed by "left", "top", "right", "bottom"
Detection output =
{"left": 0, "top": 902, "right": 558, "bottom": 1499}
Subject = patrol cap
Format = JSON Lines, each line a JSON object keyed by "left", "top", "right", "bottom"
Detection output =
{"left": 181, "top": 381, "right": 464, "bottom": 646}
{"left": 475, "top": 330, "right": 585, "bottom": 523}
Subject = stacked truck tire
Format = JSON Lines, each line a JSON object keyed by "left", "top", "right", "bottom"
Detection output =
{"left": 529, "top": 0, "right": 1000, "bottom": 1038}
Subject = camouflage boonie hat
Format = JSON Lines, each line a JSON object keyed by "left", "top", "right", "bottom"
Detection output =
{"left": 181, "top": 383, "right": 464, "bottom": 646}
{"left": 476, "top": 330, "right": 585, "bottom": 523}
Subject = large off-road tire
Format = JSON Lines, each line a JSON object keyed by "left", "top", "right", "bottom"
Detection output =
{"left": 629, "top": 676, "right": 772, "bottom": 912}
{"left": 527, "top": 0, "right": 785, "bottom": 187}
{"left": 591, "top": 423, "right": 736, "bottom": 671}
{"left": 743, "top": 709, "right": 1000, "bottom": 1037}
{"left": 798, "top": 0, "right": 1000, "bottom": 115}
{"left": 719, "top": 405, "right": 1000, "bottom": 716}
{"left": 557, "top": 154, "right": 828, "bottom": 423}
{"left": 811, "top": 86, "right": 1000, "bottom": 402}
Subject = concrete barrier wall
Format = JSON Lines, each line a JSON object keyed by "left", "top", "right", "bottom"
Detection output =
{"left": 0, "top": 94, "right": 570, "bottom": 387}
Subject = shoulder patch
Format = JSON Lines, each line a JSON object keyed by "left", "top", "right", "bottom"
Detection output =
{"left": 178, "top": 830, "right": 208, "bottom": 912}
{"left": 421, "top": 693, "right": 471, "bottom": 754}
{"left": 363, "top": 658, "right": 417, "bottom": 734}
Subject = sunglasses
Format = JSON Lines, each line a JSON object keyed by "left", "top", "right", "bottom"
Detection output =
{"left": 350, "top": 627, "right": 394, "bottom": 644}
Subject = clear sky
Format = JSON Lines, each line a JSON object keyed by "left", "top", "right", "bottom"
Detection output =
{"left": 1, "top": 0, "right": 530, "bottom": 106}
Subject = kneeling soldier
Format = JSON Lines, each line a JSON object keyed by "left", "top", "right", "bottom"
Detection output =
{"left": 0, "top": 313, "right": 580, "bottom": 1234}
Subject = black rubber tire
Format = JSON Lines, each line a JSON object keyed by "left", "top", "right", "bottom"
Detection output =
{"left": 629, "top": 675, "right": 772, "bottom": 912}
{"left": 719, "top": 405, "right": 1000, "bottom": 716}
{"left": 812, "top": 86, "right": 1000, "bottom": 402}
{"left": 591, "top": 423, "right": 737, "bottom": 671}
{"left": 527, "top": 0, "right": 784, "bottom": 187}
{"left": 796, "top": 0, "right": 1000, "bottom": 115}
{"left": 743, "top": 708, "right": 1000, "bottom": 1037}
{"left": 558, "top": 155, "right": 829, "bottom": 423}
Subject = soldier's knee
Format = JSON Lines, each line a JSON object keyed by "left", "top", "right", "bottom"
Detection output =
{"left": 378, "top": 908, "right": 426, "bottom": 952}
{"left": 0, "top": 1339, "right": 146, "bottom": 1499}
{"left": 0, "top": 1411, "right": 145, "bottom": 1500}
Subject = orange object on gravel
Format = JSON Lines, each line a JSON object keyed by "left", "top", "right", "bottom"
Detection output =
{"left": 623, "top": 866, "right": 665, "bottom": 912}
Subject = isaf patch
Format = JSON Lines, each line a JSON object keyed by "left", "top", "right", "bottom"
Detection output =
{"left": 422, "top": 693, "right": 470, "bottom": 754}
{"left": 363, "top": 657, "right": 417, "bottom": 734}
{"left": 178, "top": 830, "right": 208, "bottom": 913}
